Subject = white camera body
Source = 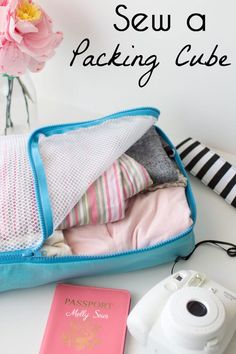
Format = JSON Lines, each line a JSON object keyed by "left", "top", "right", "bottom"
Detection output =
{"left": 127, "top": 270, "right": 236, "bottom": 354}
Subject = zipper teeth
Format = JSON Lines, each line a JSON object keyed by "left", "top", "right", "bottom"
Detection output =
{"left": 28, "top": 147, "right": 47, "bottom": 240}
{"left": 0, "top": 226, "right": 194, "bottom": 263}
{"left": 38, "top": 226, "right": 194, "bottom": 262}
{"left": 30, "top": 107, "right": 160, "bottom": 137}
{"left": 39, "top": 107, "right": 160, "bottom": 133}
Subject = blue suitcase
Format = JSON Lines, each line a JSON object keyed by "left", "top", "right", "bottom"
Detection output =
{"left": 0, "top": 107, "right": 196, "bottom": 292}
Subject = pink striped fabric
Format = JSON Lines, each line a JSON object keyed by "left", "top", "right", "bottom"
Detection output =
{"left": 58, "top": 154, "right": 153, "bottom": 229}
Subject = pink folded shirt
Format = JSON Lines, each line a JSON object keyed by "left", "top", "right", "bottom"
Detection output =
{"left": 58, "top": 154, "right": 152, "bottom": 229}
{"left": 64, "top": 187, "right": 193, "bottom": 255}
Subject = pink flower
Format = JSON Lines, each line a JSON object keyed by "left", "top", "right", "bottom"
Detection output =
{"left": 0, "top": 0, "right": 63, "bottom": 76}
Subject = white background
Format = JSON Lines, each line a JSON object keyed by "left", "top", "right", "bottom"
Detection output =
{"left": 33, "top": 0, "right": 236, "bottom": 154}
{"left": 1, "top": 2, "right": 236, "bottom": 354}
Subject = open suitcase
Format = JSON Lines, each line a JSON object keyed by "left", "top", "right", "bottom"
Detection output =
{"left": 0, "top": 107, "right": 196, "bottom": 292}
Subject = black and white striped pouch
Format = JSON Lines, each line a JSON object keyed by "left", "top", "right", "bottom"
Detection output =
{"left": 176, "top": 138, "right": 236, "bottom": 208}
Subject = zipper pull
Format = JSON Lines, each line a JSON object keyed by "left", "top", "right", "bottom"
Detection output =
{"left": 21, "top": 249, "right": 41, "bottom": 257}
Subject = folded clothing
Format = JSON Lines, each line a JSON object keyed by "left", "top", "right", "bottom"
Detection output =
{"left": 126, "top": 127, "right": 179, "bottom": 185}
{"left": 64, "top": 187, "right": 193, "bottom": 256}
{"left": 41, "top": 231, "right": 72, "bottom": 257}
{"left": 147, "top": 169, "right": 187, "bottom": 192}
{"left": 58, "top": 154, "right": 153, "bottom": 229}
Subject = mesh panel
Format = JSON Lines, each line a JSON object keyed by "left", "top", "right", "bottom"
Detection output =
{"left": 0, "top": 115, "right": 154, "bottom": 254}
{"left": 0, "top": 135, "right": 42, "bottom": 253}
{"left": 40, "top": 116, "right": 155, "bottom": 229}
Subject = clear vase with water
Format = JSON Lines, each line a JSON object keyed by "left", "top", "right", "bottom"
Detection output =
{"left": 0, "top": 72, "right": 38, "bottom": 135}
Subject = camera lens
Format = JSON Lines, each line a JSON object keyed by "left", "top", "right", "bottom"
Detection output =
{"left": 187, "top": 301, "right": 207, "bottom": 317}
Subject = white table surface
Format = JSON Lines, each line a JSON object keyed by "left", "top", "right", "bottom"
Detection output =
{"left": 0, "top": 100, "right": 236, "bottom": 354}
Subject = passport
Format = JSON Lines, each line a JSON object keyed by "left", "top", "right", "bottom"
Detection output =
{"left": 39, "top": 284, "right": 131, "bottom": 354}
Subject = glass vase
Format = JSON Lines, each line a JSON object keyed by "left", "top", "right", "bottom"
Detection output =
{"left": 0, "top": 72, "right": 38, "bottom": 135}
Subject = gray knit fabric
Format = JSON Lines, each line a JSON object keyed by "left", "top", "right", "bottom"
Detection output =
{"left": 126, "top": 127, "right": 178, "bottom": 184}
